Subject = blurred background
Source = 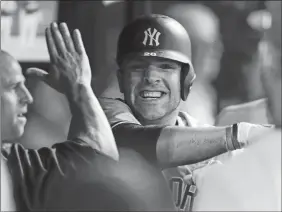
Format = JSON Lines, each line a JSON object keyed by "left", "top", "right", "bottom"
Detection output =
{"left": 1, "top": 0, "right": 279, "bottom": 148}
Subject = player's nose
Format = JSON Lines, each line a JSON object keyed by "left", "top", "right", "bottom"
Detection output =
{"left": 143, "top": 67, "right": 161, "bottom": 84}
{"left": 20, "top": 85, "right": 34, "bottom": 105}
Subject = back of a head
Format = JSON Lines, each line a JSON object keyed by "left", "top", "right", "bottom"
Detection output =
{"left": 165, "top": 4, "right": 221, "bottom": 80}
{"left": 42, "top": 149, "right": 175, "bottom": 211}
{"left": 166, "top": 4, "right": 219, "bottom": 45}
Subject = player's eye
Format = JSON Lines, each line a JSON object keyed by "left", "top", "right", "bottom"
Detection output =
{"left": 10, "top": 82, "right": 24, "bottom": 91}
{"left": 130, "top": 65, "right": 146, "bottom": 72}
{"left": 159, "top": 64, "right": 176, "bottom": 70}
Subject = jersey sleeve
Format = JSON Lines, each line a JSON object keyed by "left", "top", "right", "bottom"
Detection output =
{"left": 1, "top": 156, "right": 16, "bottom": 211}
{"left": 3, "top": 140, "right": 176, "bottom": 211}
{"left": 98, "top": 97, "right": 140, "bottom": 128}
{"left": 215, "top": 99, "right": 269, "bottom": 126}
{"left": 3, "top": 138, "right": 111, "bottom": 211}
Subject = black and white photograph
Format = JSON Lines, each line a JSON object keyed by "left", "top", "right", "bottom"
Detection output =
{"left": 1, "top": 1, "right": 281, "bottom": 211}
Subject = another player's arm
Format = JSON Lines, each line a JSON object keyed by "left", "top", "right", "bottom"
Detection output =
{"left": 29, "top": 22, "right": 118, "bottom": 160}
{"left": 113, "top": 123, "right": 229, "bottom": 168}
{"left": 100, "top": 98, "right": 230, "bottom": 167}
{"left": 100, "top": 98, "right": 268, "bottom": 168}
{"left": 4, "top": 78, "right": 117, "bottom": 211}
{"left": 114, "top": 121, "right": 271, "bottom": 168}
{"left": 67, "top": 83, "right": 118, "bottom": 160}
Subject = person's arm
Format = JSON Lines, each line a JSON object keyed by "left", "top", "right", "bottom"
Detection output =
{"left": 3, "top": 22, "right": 119, "bottom": 211}
{"left": 115, "top": 122, "right": 272, "bottom": 168}
{"left": 113, "top": 123, "right": 228, "bottom": 168}
{"left": 99, "top": 97, "right": 232, "bottom": 167}
{"left": 100, "top": 96, "right": 270, "bottom": 168}
{"left": 67, "top": 83, "right": 118, "bottom": 160}
{"left": 25, "top": 22, "right": 118, "bottom": 161}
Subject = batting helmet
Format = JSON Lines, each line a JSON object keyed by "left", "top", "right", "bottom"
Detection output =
{"left": 116, "top": 14, "right": 196, "bottom": 101}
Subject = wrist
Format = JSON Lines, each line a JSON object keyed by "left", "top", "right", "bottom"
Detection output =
{"left": 66, "top": 83, "right": 92, "bottom": 112}
{"left": 66, "top": 83, "right": 91, "bottom": 102}
{"left": 225, "top": 124, "right": 241, "bottom": 151}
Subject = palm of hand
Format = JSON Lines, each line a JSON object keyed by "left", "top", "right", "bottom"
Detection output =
{"left": 46, "top": 52, "right": 91, "bottom": 94}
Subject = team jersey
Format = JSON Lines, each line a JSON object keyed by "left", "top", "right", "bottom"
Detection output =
{"left": 193, "top": 128, "right": 281, "bottom": 211}
{"left": 1, "top": 138, "right": 175, "bottom": 211}
{"left": 1, "top": 139, "right": 114, "bottom": 211}
{"left": 216, "top": 98, "right": 270, "bottom": 126}
{"left": 214, "top": 98, "right": 271, "bottom": 163}
{"left": 99, "top": 97, "right": 212, "bottom": 211}
{"left": 1, "top": 156, "right": 16, "bottom": 211}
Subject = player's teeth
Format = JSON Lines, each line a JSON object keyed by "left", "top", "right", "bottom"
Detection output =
{"left": 142, "top": 91, "right": 162, "bottom": 98}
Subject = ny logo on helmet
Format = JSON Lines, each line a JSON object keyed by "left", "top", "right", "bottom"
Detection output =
{"left": 143, "top": 28, "right": 161, "bottom": 46}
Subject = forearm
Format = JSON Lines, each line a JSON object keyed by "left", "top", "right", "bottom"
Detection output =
{"left": 67, "top": 84, "right": 118, "bottom": 160}
{"left": 113, "top": 124, "right": 231, "bottom": 168}
{"left": 157, "top": 126, "right": 229, "bottom": 168}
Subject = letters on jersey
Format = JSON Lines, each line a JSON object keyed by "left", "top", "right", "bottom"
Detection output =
{"left": 170, "top": 177, "right": 197, "bottom": 211}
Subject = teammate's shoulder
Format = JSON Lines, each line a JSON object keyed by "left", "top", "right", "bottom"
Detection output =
{"left": 98, "top": 97, "right": 140, "bottom": 127}
{"left": 251, "top": 128, "right": 281, "bottom": 156}
{"left": 216, "top": 98, "right": 268, "bottom": 125}
{"left": 223, "top": 98, "right": 267, "bottom": 112}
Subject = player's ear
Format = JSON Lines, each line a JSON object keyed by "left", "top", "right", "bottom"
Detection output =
{"left": 117, "top": 69, "right": 124, "bottom": 93}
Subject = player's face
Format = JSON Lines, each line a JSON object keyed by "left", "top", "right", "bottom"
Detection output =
{"left": 1, "top": 60, "right": 33, "bottom": 141}
{"left": 120, "top": 56, "right": 182, "bottom": 124}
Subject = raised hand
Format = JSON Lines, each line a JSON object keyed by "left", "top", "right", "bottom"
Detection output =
{"left": 27, "top": 22, "right": 91, "bottom": 99}
{"left": 25, "top": 22, "right": 119, "bottom": 161}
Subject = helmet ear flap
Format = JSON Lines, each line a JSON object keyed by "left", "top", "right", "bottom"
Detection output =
{"left": 180, "top": 63, "right": 196, "bottom": 101}
{"left": 117, "top": 69, "right": 125, "bottom": 93}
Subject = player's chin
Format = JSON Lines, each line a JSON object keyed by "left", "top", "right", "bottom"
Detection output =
{"left": 12, "top": 125, "right": 26, "bottom": 140}
{"left": 139, "top": 108, "right": 167, "bottom": 121}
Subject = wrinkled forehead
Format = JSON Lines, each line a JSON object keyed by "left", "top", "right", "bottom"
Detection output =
{"left": 122, "top": 55, "right": 181, "bottom": 67}
{"left": 0, "top": 56, "right": 23, "bottom": 86}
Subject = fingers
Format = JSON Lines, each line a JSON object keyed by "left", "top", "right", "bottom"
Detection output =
{"left": 73, "top": 29, "right": 86, "bottom": 55}
{"left": 59, "top": 22, "right": 76, "bottom": 53}
{"left": 46, "top": 22, "right": 85, "bottom": 59}
{"left": 25, "top": 68, "right": 48, "bottom": 82}
{"left": 45, "top": 27, "right": 58, "bottom": 62}
{"left": 51, "top": 22, "right": 67, "bottom": 56}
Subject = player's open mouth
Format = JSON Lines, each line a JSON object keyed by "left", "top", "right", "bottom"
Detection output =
{"left": 139, "top": 91, "right": 167, "bottom": 99}
{"left": 17, "top": 111, "right": 27, "bottom": 119}
{"left": 17, "top": 111, "right": 27, "bottom": 117}
{"left": 17, "top": 112, "right": 27, "bottom": 124}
